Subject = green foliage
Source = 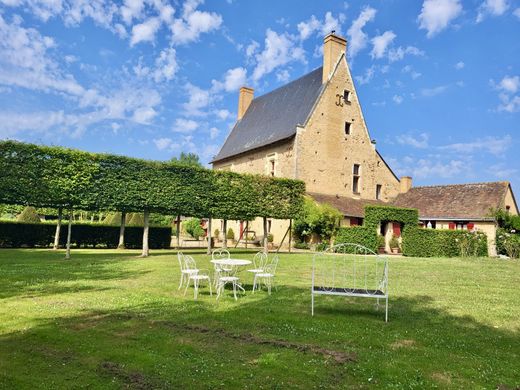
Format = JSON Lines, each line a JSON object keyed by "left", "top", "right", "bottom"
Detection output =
{"left": 183, "top": 218, "right": 204, "bottom": 240}
{"left": 0, "top": 221, "right": 170, "bottom": 249}
{"left": 127, "top": 213, "right": 144, "bottom": 226}
{"left": 293, "top": 241, "right": 310, "bottom": 250}
{"left": 169, "top": 152, "right": 202, "bottom": 167}
{"left": 293, "top": 197, "right": 342, "bottom": 241}
{"left": 214, "top": 229, "right": 220, "bottom": 239}
{"left": 496, "top": 228, "right": 520, "bottom": 258}
{"left": 17, "top": 206, "right": 41, "bottom": 224}
{"left": 377, "top": 234, "right": 385, "bottom": 248}
{"left": 389, "top": 235, "right": 400, "bottom": 249}
{"left": 492, "top": 208, "right": 520, "bottom": 231}
{"left": 0, "top": 141, "right": 305, "bottom": 221}
{"left": 364, "top": 205, "right": 418, "bottom": 228}
{"left": 267, "top": 233, "right": 274, "bottom": 243}
{"left": 226, "top": 228, "right": 235, "bottom": 240}
{"left": 402, "top": 227, "right": 488, "bottom": 257}
{"left": 334, "top": 226, "right": 378, "bottom": 252}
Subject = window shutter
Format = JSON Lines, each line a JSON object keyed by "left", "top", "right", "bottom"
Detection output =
{"left": 448, "top": 223, "right": 455, "bottom": 230}
{"left": 467, "top": 223, "right": 474, "bottom": 231}
{"left": 393, "top": 224, "right": 401, "bottom": 237}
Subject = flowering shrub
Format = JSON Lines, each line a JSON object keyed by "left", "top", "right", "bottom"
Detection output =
{"left": 496, "top": 228, "right": 520, "bottom": 258}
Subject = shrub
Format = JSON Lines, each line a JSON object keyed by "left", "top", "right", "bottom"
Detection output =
{"left": 377, "top": 235, "right": 385, "bottom": 248}
{"left": 334, "top": 226, "right": 378, "bottom": 252}
{"left": 226, "top": 228, "right": 235, "bottom": 240}
{"left": 315, "top": 242, "right": 328, "bottom": 251}
{"left": 214, "top": 229, "right": 220, "bottom": 239}
{"left": 183, "top": 218, "right": 204, "bottom": 240}
{"left": 17, "top": 206, "right": 41, "bottom": 224}
{"left": 496, "top": 228, "right": 520, "bottom": 258}
{"left": 293, "top": 197, "right": 342, "bottom": 242}
{"left": 0, "top": 221, "right": 170, "bottom": 249}
{"left": 267, "top": 233, "right": 274, "bottom": 243}
{"left": 389, "top": 235, "right": 400, "bottom": 249}
{"left": 293, "top": 241, "right": 310, "bottom": 250}
{"left": 402, "top": 227, "right": 487, "bottom": 257}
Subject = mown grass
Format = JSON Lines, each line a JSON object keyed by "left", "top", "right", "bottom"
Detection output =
{"left": 0, "top": 249, "right": 519, "bottom": 389}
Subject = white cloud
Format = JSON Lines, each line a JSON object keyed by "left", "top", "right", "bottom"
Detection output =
{"left": 153, "top": 137, "right": 179, "bottom": 152}
{"left": 214, "top": 109, "right": 231, "bottom": 121}
{"left": 170, "top": 0, "right": 222, "bottom": 45}
{"left": 514, "top": 8, "right": 520, "bottom": 19}
{"left": 182, "top": 83, "right": 211, "bottom": 116}
{"left": 220, "top": 67, "right": 247, "bottom": 92}
{"left": 276, "top": 69, "right": 290, "bottom": 82}
{"left": 209, "top": 126, "right": 219, "bottom": 140}
{"left": 252, "top": 29, "right": 305, "bottom": 82}
{"left": 402, "top": 65, "right": 422, "bottom": 79}
{"left": 347, "top": 6, "right": 376, "bottom": 57}
{"left": 297, "top": 12, "right": 345, "bottom": 41}
{"left": 355, "top": 66, "right": 375, "bottom": 85}
{"left": 370, "top": 30, "right": 396, "bottom": 59}
{"left": 152, "top": 47, "right": 178, "bottom": 82}
{"left": 440, "top": 135, "right": 512, "bottom": 155}
{"left": 497, "top": 75, "right": 519, "bottom": 93}
{"left": 455, "top": 61, "right": 465, "bottom": 69}
{"left": 418, "top": 0, "right": 462, "bottom": 38}
{"left": 493, "top": 75, "right": 520, "bottom": 112}
{"left": 476, "top": 0, "right": 509, "bottom": 22}
{"left": 392, "top": 94, "right": 404, "bottom": 105}
{"left": 397, "top": 132, "right": 429, "bottom": 148}
{"left": 297, "top": 15, "right": 320, "bottom": 41}
{"left": 133, "top": 106, "right": 157, "bottom": 123}
{"left": 421, "top": 85, "right": 449, "bottom": 97}
{"left": 390, "top": 155, "right": 468, "bottom": 179}
{"left": 130, "top": 17, "right": 161, "bottom": 46}
{"left": 388, "top": 46, "right": 424, "bottom": 62}
{"left": 121, "top": 0, "right": 145, "bottom": 25}
{"left": 487, "top": 163, "right": 518, "bottom": 179}
{"left": 173, "top": 118, "right": 199, "bottom": 133}
{"left": 245, "top": 40, "right": 259, "bottom": 58}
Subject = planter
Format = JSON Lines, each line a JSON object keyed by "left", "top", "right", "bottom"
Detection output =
{"left": 378, "top": 246, "right": 386, "bottom": 254}
{"left": 226, "top": 239, "right": 235, "bottom": 246}
{"left": 391, "top": 248, "right": 399, "bottom": 254}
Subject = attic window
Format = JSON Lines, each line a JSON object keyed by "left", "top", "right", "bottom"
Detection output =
{"left": 506, "top": 205, "right": 511, "bottom": 212}
{"left": 343, "top": 90, "right": 351, "bottom": 103}
{"left": 344, "top": 122, "right": 351, "bottom": 136}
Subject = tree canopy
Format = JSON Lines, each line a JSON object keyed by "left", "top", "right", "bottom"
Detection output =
{"left": 169, "top": 152, "right": 202, "bottom": 167}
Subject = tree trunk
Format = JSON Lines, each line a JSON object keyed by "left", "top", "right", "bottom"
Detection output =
{"left": 288, "top": 219, "right": 292, "bottom": 253}
{"left": 206, "top": 218, "right": 212, "bottom": 255}
{"left": 65, "top": 208, "right": 72, "bottom": 259}
{"left": 140, "top": 210, "right": 150, "bottom": 257}
{"left": 263, "top": 217, "right": 268, "bottom": 253}
{"left": 245, "top": 221, "right": 248, "bottom": 249}
{"left": 53, "top": 207, "right": 62, "bottom": 250}
{"left": 176, "top": 215, "right": 181, "bottom": 248}
{"left": 222, "top": 219, "right": 227, "bottom": 249}
{"left": 118, "top": 211, "right": 126, "bottom": 249}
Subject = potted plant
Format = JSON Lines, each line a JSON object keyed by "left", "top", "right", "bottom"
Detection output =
{"left": 226, "top": 228, "right": 235, "bottom": 246}
{"left": 377, "top": 235, "right": 386, "bottom": 254}
{"left": 389, "top": 235, "right": 400, "bottom": 254}
{"left": 267, "top": 233, "right": 274, "bottom": 249}
{"left": 213, "top": 228, "right": 220, "bottom": 243}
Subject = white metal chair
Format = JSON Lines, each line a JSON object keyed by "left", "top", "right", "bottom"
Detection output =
{"left": 253, "top": 255, "right": 279, "bottom": 295}
{"left": 216, "top": 272, "right": 242, "bottom": 301}
{"left": 183, "top": 255, "right": 212, "bottom": 299}
{"left": 212, "top": 248, "right": 232, "bottom": 287}
{"left": 177, "top": 252, "right": 199, "bottom": 290}
{"left": 247, "top": 251, "right": 267, "bottom": 275}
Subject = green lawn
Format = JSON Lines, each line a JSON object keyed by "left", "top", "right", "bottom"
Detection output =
{"left": 0, "top": 249, "right": 519, "bottom": 389}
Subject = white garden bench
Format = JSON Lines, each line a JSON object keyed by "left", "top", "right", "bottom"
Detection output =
{"left": 311, "top": 243, "right": 389, "bottom": 322}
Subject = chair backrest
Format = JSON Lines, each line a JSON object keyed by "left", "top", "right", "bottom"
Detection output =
{"left": 212, "top": 248, "right": 230, "bottom": 261}
{"left": 183, "top": 255, "right": 197, "bottom": 271}
{"left": 312, "top": 243, "right": 388, "bottom": 295}
{"left": 253, "top": 251, "right": 268, "bottom": 269}
{"left": 265, "top": 255, "right": 279, "bottom": 275}
{"left": 177, "top": 252, "right": 185, "bottom": 270}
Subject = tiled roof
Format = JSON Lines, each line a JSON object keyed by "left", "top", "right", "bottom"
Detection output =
{"left": 212, "top": 67, "right": 325, "bottom": 163}
{"left": 393, "top": 182, "right": 511, "bottom": 220}
{"left": 308, "top": 192, "right": 387, "bottom": 218}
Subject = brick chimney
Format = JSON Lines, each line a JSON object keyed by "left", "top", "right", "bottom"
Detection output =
{"left": 322, "top": 32, "right": 347, "bottom": 83}
{"left": 400, "top": 176, "right": 413, "bottom": 193}
{"left": 237, "top": 86, "right": 254, "bottom": 120}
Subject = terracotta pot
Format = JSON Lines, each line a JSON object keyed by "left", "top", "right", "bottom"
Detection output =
{"left": 391, "top": 248, "right": 399, "bottom": 254}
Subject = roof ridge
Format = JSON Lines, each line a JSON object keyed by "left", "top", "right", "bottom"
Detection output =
{"left": 411, "top": 181, "right": 509, "bottom": 189}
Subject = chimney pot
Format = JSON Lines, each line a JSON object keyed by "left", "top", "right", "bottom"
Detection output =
{"left": 322, "top": 33, "right": 347, "bottom": 83}
{"left": 237, "top": 86, "right": 254, "bottom": 121}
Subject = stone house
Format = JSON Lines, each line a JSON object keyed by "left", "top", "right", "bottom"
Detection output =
{"left": 211, "top": 33, "right": 518, "bottom": 255}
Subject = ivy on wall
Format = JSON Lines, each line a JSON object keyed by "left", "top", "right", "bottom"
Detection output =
{"left": 364, "top": 205, "right": 419, "bottom": 228}
{"left": 334, "top": 226, "right": 378, "bottom": 252}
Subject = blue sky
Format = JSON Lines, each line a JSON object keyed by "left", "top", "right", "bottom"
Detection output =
{"left": 0, "top": 0, "right": 519, "bottom": 192}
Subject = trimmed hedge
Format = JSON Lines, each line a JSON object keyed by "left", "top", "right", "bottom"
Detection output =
{"left": 0, "top": 221, "right": 171, "bottom": 249}
{"left": 364, "top": 205, "right": 418, "bottom": 228}
{"left": 334, "top": 226, "right": 378, "bottom": 252}
{"left": 402, "top": 227, "right": 488, "bottom": 257}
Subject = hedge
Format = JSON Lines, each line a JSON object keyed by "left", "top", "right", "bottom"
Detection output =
{"left": 364, "top": 205, "right": 418, "bottom": 228}
{"left": 334, "top": 226, "right": 378, "bottom": 252}
{"left": 402, "top": 227, "right": 488, "bottom": 257}
{"left": 0, "top": 221, "right": 171, "bottom": 249}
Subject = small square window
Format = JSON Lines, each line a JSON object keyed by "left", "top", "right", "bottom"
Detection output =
{"left": 344, "top": 122, "right": 351, "bottom": 136}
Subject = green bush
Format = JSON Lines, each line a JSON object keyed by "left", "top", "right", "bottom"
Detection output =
{"left": 496, "top": 228, "right": 520, "bottom": 258}
{"left": 377, "top": 235, "right": 385, "bottom": 248}
{"left": 402, "top": 227, "right": 487, "bottom": 257}
{"left": 214, "top": 229, "right": 220, "bottom": 239}
{"left": 0, "top": 221, "right": 171, "bottom": 249}
{"left": 293, "top": 197, "right": 342, "bottom": 242}
{"left": 334, "top": 226, "right": 378, "bottom": 252}
{"left": 226, "top": 228, "right": 235, "bottom": 240}
{"left": 267, "top": 233, "right": 274, "bottom": 243}
{"left": 389, "top": 235, "right": 400, "bottom": 249}
{"left": 183, "top": 218, "right": 204, "bottom": 240}
{"left": 17, "top": 206, "right": 41, "bottom": 224}
{"left": 293, "top": 241, "right": 310, "bottom": 250}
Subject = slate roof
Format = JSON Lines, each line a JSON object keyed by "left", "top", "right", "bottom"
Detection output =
{"left": 308, "top": 192, "right": 387, "bottom": 218}
{"left": 393, "top": 182, "right": 512, "bottom": 220}
{"left": 212, "top": 67, "right": 325, "bottom": 163}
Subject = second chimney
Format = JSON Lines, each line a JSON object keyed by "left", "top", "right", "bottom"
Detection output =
{"left": 400, "top": 176, "right": 413, "bottom": 193}
{"left": 322, "top": 33, "right": 347, "bottom": 83}
{"left": 237, "top": 86, "right": 254, "bottom": 120}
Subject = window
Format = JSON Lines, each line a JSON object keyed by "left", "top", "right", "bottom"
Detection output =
{"left": 376, "top": 184, "right": 382, "bottom": 200}
{"left": 266, "top": 153, "right": 276, "bottom": 177}
{"left": 344, "top": 121, "right": 351, "bottom": 136}
{"left": 343, "top": 90, "right": 351, "bottom": 103}
{"left": 270, "top": 160, "right": 275, "bottom": 177}
{"left": 352, "top": 164, "right": 360, "bottom": 194}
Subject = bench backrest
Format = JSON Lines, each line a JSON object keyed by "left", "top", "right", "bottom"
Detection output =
{"left": 312, "top": 243, "right": 388, "bottom": 295}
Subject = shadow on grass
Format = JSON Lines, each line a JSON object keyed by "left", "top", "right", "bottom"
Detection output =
{"left": 0, "top": 284, "right": 519, "bottom": 388}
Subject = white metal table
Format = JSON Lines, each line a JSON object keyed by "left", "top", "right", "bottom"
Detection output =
{"left": 211, "top": 259, "right": 252, "bottom": 297}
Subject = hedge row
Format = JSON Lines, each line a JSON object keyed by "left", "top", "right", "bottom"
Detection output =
{"left": 0, "top": 221, "right": 171, "bottom": 249}
{"left": 334, "top": 226, "right": 378, "bottom": 253}
{"left": 402, "top": 227, "right": 488, "bottom": 257}
{"left": 364, "top": 205, "right": 418, "bottom": 228}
